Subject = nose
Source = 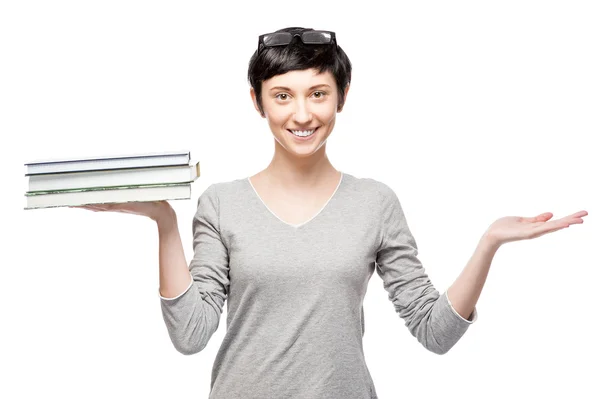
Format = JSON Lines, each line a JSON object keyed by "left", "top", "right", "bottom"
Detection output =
{"left": 292, "top": 100, "right": 313, "bottom": 125}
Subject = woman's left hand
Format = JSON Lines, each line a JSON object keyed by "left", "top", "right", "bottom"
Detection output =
{"left": 484, "top": 210, "right": 588, "bottom": 246}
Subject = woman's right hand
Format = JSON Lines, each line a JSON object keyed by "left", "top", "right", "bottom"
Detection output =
{"left": 70, "top": 200, "right": 174, "bottom": 223}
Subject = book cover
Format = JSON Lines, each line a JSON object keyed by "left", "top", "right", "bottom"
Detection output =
{"left": 25, "top": 150, "right": 191, "bottom": 175}
{"left": 27, "top": 161, "right": 200, "bottom": 192}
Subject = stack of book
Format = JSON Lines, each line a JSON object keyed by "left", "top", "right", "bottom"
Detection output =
{"left": 24, "top": 150, "right": 200, "bottom": 210}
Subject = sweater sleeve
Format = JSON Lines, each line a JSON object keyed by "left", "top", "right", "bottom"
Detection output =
{"left": 375, "top": 183, "right": 476, "bottom": 355}
{"left": 158, "top": 184, "right": 230, "bottom": 355}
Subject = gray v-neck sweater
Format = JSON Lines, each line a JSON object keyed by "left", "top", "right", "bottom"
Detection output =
{"left": 159, "top": 172, "right": 476, "bottom": 399}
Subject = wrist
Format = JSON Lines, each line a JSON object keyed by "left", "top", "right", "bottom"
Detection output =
{"left": 154, "top": 203, "right": 177, "bottom": 228}
{"left": 481, "top": 232, "right": 502, "bottom": 252}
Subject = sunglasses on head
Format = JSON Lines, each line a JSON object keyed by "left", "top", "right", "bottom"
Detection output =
{"left": 257, "top": 29, "right": 337, "bottom": 55}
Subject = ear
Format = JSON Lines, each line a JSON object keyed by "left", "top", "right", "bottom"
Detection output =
{"left": 250, "top": 87, "right": 266, "bottom": 118}
{"left": 337, "top": 84, "right": 350, "bottom": 112}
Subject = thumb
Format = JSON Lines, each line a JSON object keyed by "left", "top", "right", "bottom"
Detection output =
{"left": 525, "top": 212, "right": 553, "bottom": 222}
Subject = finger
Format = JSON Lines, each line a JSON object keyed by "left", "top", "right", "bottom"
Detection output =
{"left": 71, "top": 205, "right": 97, "bottom": 211}
{"left": 556, "top": 211, "right": 588, "bottom": 222}
{"left": 86, "top": 204, "right": 117, "bottom": 212}
{"left": 91, "top": 203, "right": 116, "bottom": 211}
{"left": 111, "top": 202, "right": 140, "bottom": 211}
{"left": 571, "top": 210, "right": 588, "bottom": 218}
{"left": 93, "top": 202, "right": 142, "bottom": 214}
{"left": 531, "top": 218, "right": 574, "bottom": 235}
{"left": 84, "top": 205, "right": 104, "bottom": 211}
{"left": 531, "top": 219, "right": 568, "bottom": 235}
{"left": 523, "top": 212, "right": 553, "bottom": 223}
{"left": 557, "top": 215, "right": 586, "bottom": 226}
{"left": 530, "top": 223, "right": 569, "bottom": 239}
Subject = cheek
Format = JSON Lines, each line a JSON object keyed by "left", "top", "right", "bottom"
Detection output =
{"left": 319, "top": 108, "right": 337, "bottom": 124}
{"left": 263, "top": 105, "right": 289, "bottom": 125}
{"left": 268, "top": 116, "right": 288, "bottom": 130}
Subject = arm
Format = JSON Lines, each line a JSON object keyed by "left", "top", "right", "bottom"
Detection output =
{"left": 157, "top": 209, "right": 194, "bottom": 299}
{"left": 447, "top": 210, "right": 587, "bottom": 320}
{"left": 376, "top": 183, "right": 477, "bottom": 355}
{"left": 158, "top": 184, "right": 230, "bottom": 355}
{"left": 446, "top": 234, "right": 499, "bottom": 321}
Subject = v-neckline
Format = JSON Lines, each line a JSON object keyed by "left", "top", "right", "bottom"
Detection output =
{"left": 246, "top": 172, "right": 345, "bottom": 229}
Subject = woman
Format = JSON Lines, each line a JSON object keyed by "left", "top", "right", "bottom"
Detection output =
{"left": 74, "top": 27, "right": 587, "bottom": 398}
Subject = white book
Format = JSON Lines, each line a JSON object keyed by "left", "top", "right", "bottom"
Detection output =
{"left": 25, "top": 149, "right": 190, "bottom": 175}
{"left": 24, "top": 183, "right": 191, "bottom": 210}
{"left": 27, "top": 161, "right": 200, "bottom": 192}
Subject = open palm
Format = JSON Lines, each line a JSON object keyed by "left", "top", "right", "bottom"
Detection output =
{"left": 70, "top": 200, "right": 172, "bottom": 222}
{"left": 485, "top": 210, "right": 588, "bottom": 246}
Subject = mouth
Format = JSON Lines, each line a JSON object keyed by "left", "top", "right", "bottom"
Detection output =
{"left": 287, "top": 127, "right": 319, "bottom": 138}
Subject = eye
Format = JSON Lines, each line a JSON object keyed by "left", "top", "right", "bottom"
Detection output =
{"left": 275, "top": 91, "right": 328, "bottom": 101}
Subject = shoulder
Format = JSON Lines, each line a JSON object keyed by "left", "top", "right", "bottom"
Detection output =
{"left": 211, "top": 177, "right": 249, "bottom": 199}
{"left": 343, "top": 172, "right": 397, "bottom": 201}
{"left": 200, "top": 177, "right": 247, "bottom": 196}
{"left": 195, "top": 176, "right": 251, "bottom": 208}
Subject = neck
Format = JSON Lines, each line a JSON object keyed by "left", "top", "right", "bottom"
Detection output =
{"left": 265, "top": 143, "right": 339, "bottom": 190}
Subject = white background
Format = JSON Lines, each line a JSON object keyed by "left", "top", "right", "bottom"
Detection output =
{"left": 3, "top": 1, "right": 599, "bottom": 398}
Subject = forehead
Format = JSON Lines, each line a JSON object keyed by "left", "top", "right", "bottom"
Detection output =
{"left": 263, "top": 68, "right": 336, "bottom": 90}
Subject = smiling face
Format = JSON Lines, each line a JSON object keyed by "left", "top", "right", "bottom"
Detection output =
{"left": 251, "top": 68, "right": 349, "bottom": 158}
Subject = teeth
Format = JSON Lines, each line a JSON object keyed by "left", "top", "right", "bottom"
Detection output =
{"left": 290, "top": 129, "right": 315, "bottom": 137}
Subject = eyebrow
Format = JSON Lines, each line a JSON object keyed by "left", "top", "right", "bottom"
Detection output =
{"left": 269, "top": 84, "right": 332, "bottom": 92}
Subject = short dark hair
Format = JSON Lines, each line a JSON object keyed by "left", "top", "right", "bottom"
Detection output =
{"left": 248, "top": 27, "right": 352, "bottom": 117}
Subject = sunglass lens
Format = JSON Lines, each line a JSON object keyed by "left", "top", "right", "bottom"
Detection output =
{"left": 263, "top": 32, "right": 292, "bottom": 46}
{"left": 302, "top": 31, "right": 332, "bottom": 44}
